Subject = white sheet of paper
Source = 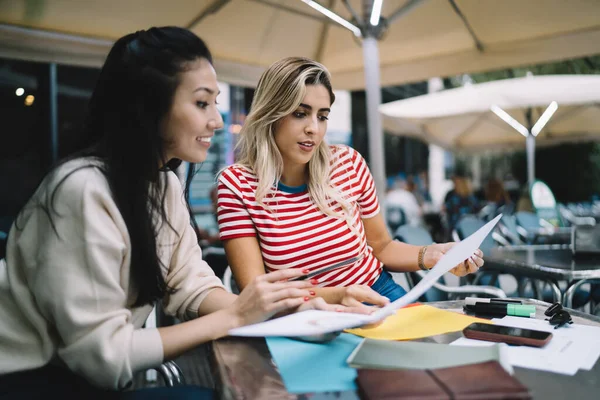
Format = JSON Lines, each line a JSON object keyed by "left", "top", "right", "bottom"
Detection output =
{"left": 229, "top": 214, "right": 502, "bottom": 337}
{"left": 450, "top": 315, "right": 600, "bottom": 375}
{"left": 370, "top": 213, "right": 503, "bottom": 320}
{"left": 227, "top": 310, "right": 373, "bottom": 337}
{"left": 493, "top": 316, "right": 600, "bottom": 371}
{"left": 451, "top": 336, "right": 579, "bottom": 375}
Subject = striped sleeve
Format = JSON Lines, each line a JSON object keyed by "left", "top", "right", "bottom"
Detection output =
{"left": 217, "top": 167, "right": 257, "bottom": 240}
{"left": 349, "top": 147, "right": 380, "bottom": 218}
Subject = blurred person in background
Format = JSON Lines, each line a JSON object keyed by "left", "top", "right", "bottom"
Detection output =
{"left": 443, "top": 174, "right": 480, "bottom": 233}
{"left": 484, "top": 178, "right": 513, "bottom": 214}
{"left": 386, "top": 174, "right": 423, "bottom": 227}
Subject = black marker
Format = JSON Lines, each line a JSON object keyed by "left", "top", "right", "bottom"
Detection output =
{"left": 464, "top": 297, "right": 522, "bottom": 306}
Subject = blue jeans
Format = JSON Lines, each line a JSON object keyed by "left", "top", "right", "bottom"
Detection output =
{"left": 370, "top": 270, "right": 408, "bottom": 302}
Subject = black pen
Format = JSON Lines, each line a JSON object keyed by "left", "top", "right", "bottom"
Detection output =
{"left": 288, "top": 256, "right": 361, "bottom": 282}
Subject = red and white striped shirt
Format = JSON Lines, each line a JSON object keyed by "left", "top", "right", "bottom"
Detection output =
{"left": 217, "top": 145, "right": 383, "bottom": 287}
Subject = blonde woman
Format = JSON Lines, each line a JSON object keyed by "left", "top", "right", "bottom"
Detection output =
{"left": 217, "top": 57, "right": 484, "bottom": 310}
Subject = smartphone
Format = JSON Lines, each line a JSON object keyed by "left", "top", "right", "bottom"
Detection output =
{"left": 463, "top": 322, "right": 553, "bottom": 347}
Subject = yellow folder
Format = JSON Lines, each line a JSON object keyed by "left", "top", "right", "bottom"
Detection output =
{"left": 345, "top": 304, "right": 493, "bottom": 341}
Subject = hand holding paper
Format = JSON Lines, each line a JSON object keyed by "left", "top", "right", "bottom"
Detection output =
{"left": 424, "top": 243, "right": 485, "bottom": 276}
{"left": 228, "top": 214, "right": 502, "bottom": 337}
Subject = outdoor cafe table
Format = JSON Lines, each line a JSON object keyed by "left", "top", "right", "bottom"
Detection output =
{"left": 209, "top": 299, "right": 600, "bottom": 400}
{"left": 486, "top": 245, "right": 600, "bottom": 307}
{"left": 525, "top": 227, "right": 572, "bottom": 245}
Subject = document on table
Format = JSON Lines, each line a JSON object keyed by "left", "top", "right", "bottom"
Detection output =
{"left": 345, "top": 304, "right": 494, "bottom": 341}
{"left": 451, "top": 316, "right": 600, "bottom": 375}
{"left": 228, "top": 214, "right": 502, "bottom": 338}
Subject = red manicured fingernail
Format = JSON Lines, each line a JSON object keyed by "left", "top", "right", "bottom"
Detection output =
{"left": 310, "top": 279, "right": 319, "bottom": 285}
{"left": 302, "top": 269, "right": 310, "bottom": 274}
{"left": 304, "top": 296, "right": 310, "bottom": 301}
{"left": 309, "top": 290, "right": 316, "bottom": 296}
{"left": 335, "top": 307, "right": 343, "bottom": 312}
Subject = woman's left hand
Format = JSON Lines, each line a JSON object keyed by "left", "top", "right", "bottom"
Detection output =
{"left": 423, "top": 243, "right": 484, "bottom": 277}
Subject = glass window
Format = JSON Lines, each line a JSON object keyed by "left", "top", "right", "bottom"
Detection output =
{"left": 0, "top": 57, "right": 46, "bottom": 231}
{"left": 56, "top": 64, "right": 100, "bottom": 158}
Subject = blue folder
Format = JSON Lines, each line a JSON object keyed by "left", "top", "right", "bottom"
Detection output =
{"left": 266, "top": 333, "right": 363, "bottom": 394}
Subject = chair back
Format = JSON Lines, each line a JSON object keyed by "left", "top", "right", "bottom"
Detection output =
{"left": 455, "top": 215, "right": 495, "bottom": 253}
{"left": 499, "top": 214, "right": 523, "bottom": 245}
{"left": 386, "top": 206, "right": 406, "bottom": 233}
{"left": 394, "top": 225, "right": 434, "bottom": 246}
{"left": 202, "top": 246, "right": 228, "bottom": 280}
{"left": 477, "top": 202, "right": 498, "bottom": 222}
{"left": 515, "top": 211, "right": 542, "bottom": 230}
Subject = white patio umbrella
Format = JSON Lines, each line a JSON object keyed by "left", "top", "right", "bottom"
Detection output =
{"left": 1, "top": 0, "right": 600, "bottom": 196}
{"left": 380, "top": 74, "right": 600, "bottom": 186}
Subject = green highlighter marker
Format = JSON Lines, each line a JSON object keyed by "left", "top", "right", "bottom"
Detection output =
{"left": 464, "top": 303, "right": 536, "bottom": 318}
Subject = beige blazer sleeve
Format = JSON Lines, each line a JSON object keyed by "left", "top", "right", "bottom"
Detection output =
{"left": 160, "top": 171, "right": 225, "bottom": 321}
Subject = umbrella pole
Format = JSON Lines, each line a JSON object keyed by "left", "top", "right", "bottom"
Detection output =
{"left": 525, "top": 107, "right": 535, "bottom": 189}
{"left": 526, "top": 133, "right": 535, "bottom": 188}
{"left": 362, "top": 36, "right": 387, "bottom": 209}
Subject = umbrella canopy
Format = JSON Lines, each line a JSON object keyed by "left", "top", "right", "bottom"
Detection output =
{"left": 0, "top": 0, "right": 599, "bottom": 90}
{"left": 1, "top": 0, "right": 599, "bottom": 197}
{"left": 380, "top": 74, "right": 600, "bottom": 184}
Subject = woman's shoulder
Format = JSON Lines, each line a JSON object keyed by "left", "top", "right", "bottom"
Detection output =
{"left": 330, "top": 144, "right": 354, "bottom": 161}
{"left": 219, "top": 164, "right": 256, "bottom": 183}
{"left": 46, "top": 157, "right": 108, "bottom": 196}
{"left": 330, "top": 144, "right": 367, "bottom": 168}
{"left": 20, "top": 157, "right": 111, "bottom": 220}
{"left": 330, "top": 144, "right": 351, "bottom": 156}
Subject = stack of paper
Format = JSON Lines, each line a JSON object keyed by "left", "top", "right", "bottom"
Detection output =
{"left": 451, "top": 316, "right": 600, "bottom": 375}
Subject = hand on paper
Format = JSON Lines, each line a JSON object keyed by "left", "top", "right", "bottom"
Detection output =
{"left": 228, "top": 268, "right": 320, "bottom": 327}
{"left": 424, "top": 243, "right": 484, "bottom": 277}
{"left": 338, "top": 284, "right": 390, "bottom": 314}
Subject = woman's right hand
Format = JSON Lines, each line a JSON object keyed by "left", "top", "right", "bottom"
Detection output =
{"left": 338, "top": 285, "right": 390, "bottom": 314}
{"left": 227, "top": 268, "right": 319, "bottom": 327}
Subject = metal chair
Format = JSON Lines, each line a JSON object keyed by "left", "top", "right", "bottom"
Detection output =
{"left": 222, "top": 266, "right": 240, "bottom": 294}
{"left": 453, "top": 215, "right": 497, "bottom": 254}
{"left": 563, "top": 278, "right": 600, "bottom": 311}
{"left": 386, "top": 205, "right": 407, "bottom": 233}
{"left": 514, "top": 211, "right": 562, "bottom": 244}
{"left": 558, "top": 204, "right": 596, "bottom": 227}
{"left": 455, "top": 215, "right": 564, "bottom": 303}
{"left": 153, "top": 360, "right": 186, "bottom": 387}
{"left": 393, "top": 225, "right": 506, "bottom": 301}
{"left": 497, "top": 214, "right": 525, "bottom": 245}
{"left": 202, "top": 245, "right": 229, "bottom": 281}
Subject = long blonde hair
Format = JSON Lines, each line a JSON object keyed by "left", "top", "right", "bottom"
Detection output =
{"left": 234, "top": 57, "right": 354, "bottom": 222}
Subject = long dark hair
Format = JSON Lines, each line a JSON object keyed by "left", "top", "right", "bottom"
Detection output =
{"left": 21, "top": 27, "right": 213, "bottom": 307}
